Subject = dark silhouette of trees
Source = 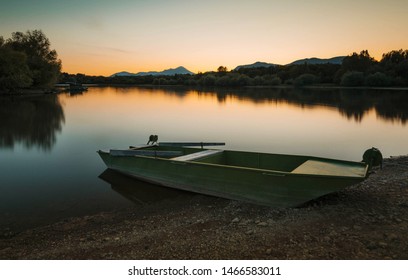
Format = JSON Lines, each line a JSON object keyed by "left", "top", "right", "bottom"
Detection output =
{"left": 335, "top": 49, "right": 408, "bottom": 87}
{"left": 340, "top": 71, "right": 365, "bottom": 87}
{"left": 341, "top": 50, "right": 377, "bottom": 73}
{"left": 365, "top": 72, "right": 392, "bottom": 87}
{"left": 380, "top": 49, "right": 408, "bottom": 85}
{"left": 0, "top": 46, "right": 33, "bottom": 91}
{"left": 217, "top": 66, "right": 228, "bottom": 73}
{"left": 381, "top": 49, "right": 408, "bottom": 64}
{"left": 294, "top": 73, "right": 319, "bottom": 87}
{"left": 335, "top": 50, "right": 377, "bottom": 85}
{"left": 59, "top": 48, "right": 408, "bottom": 88}
{"left": 0, "top": 30, "right": 61, "bottom": 92}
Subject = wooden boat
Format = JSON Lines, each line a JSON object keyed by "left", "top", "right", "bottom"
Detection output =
{"left": 97, "top": 140, "right": 379, "bottom": 207}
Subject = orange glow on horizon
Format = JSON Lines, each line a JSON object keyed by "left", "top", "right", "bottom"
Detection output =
{"left": 59, "top": 48, "right": 393, "bottom": 76}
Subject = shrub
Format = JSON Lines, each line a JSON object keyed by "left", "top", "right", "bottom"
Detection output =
{"left": 294, "top": 74, "right": 317, "bottom": 87}
{"left": 263, "top": 75, "right": 282, "bottom": 86}
{"left": 365, "top": 72, "right": 392, "bottom": 87}
{"left": 340, "top": 71, "right": 365, "bottom": 86}
{"left": 252, "top": 76, "right": 264, "bottom": 85}
{"left": 199, "top": 74, "right": 216, "bottom": 86}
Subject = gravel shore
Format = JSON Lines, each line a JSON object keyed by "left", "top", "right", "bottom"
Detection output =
{"left": 1, "top": 156, "right": 407, "bottom": 260}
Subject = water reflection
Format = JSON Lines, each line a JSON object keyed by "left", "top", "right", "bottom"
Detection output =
{"left": 219, "top": 87, "right": 408, "bottom": 124}
{"left": 1, "top": 86, "right": 407, "bottom": 232}
{"left": 0, "top": 95, "right": 65, "bottom": 150}
{"left": 132, "top": 87, "right": 408, "bottom": 124}
{"left": 98, "top": 169, "right": 192, "bottom": 205}
{"left": 67, "top": 89, "right": 86, "bottom": 97}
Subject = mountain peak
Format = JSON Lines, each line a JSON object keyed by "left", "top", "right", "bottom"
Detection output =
{"left": 289, "top": 56, "right": 345, "bottom": 65}
{"left": 112, "top": 71, "right": 133, "bottom": 77}
{"left": 111, "top": 66, "right": 194, "bottom": 77}
{"left": 234, "top": 61, "right": 276, "bottom": 71}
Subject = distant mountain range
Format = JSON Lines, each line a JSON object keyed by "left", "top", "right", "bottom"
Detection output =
{"left": 234, "top": 56, "right": 345, "bottom": 70}
{"left": 111, "top": 66, "right": 194, "bottom": 77}
{"left": 112, "top": 57, "right": 346, "bottom": 77}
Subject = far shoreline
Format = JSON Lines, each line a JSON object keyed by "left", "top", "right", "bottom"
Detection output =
{"left": 1, "top": 84, "right": 408, "bottom": 101}
{"left": 2, "top": 83, "right": 408, "bottom": 97}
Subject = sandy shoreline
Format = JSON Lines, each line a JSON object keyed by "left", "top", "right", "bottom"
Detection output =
{"left": 1, "top": 155, "right": 407, "bottom": 259}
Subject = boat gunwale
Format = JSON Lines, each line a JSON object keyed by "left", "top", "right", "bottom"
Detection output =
{"left": 97, "top": 150, "right": 368, "bottom": 179}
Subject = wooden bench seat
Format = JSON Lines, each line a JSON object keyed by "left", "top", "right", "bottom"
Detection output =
{"left": 171, "top": 149, "right": 223, "bottom": 161}
{"left": 291, "top": 160, "right": 366, "bottom": 177}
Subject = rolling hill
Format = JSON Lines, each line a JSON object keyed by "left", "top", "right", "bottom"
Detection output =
{"left": 111, "top": 66, "right": 194, "bottom": 77}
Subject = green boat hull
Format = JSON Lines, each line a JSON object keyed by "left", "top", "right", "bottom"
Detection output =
{"left": 97, "top": 146, "right": 368, "bottom": 207}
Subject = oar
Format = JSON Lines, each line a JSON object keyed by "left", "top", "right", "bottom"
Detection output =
{"left": 159, "top": 142, "right": 225, "bottom": 148}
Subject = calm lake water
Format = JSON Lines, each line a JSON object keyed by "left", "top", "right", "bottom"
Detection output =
{"left": 1, "top": 86, "right": 407, "bottom": 230}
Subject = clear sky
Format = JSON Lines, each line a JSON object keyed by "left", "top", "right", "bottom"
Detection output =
{"left": 1, "top": 0, "right": 407, "bottom": 76}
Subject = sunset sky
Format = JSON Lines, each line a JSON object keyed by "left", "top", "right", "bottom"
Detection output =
{"left": 1, "top": 0, "right": 407, "bottom": 76}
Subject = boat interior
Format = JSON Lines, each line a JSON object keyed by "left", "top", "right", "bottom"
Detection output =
{"left": 125, "top": 145, "right": 367, "bottom": 177}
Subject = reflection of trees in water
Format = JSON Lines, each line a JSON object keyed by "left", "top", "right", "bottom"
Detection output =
{"left": 375, "top": 95, "right": 408, "bottom": 125}
{"left": 166, "top": 86, "right": 407, "bottom": 125}
{"left": 336, "top": 90, "right": 373, "bottom": 122}
{"left": 0, "top": 95, "right": 65, "bottom": 150}
{"left": 130, "top": 86, "right": 407, "bottom": 124}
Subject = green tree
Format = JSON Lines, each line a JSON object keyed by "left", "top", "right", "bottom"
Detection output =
{"left": 215, "top": 75, "right": 232, "bottom": 86}
{"left": 336, "top": 50, "right": 377, "bottom": 81}
{"left": 340, "top": 71, "right": 365, "bottom": 87}
{"left": 381, "top": 49, "right": 408, "bottom": 64}
{"left": 293, "top": 73, "right": 318, "bottom": 87}
{"left": 199, "top": 74, "right": 216, "bottom": 86}
{"left": 365, "top": 72, "right": 391, "bottom": 87}
{"left": 0, "top": 47, "right": 33, "bottom": 91}
{"left": 5, "top": 30, "right": 61, "bottom": 88}
{"left": 262, "top": 74, "right": 281, "bottom": 86}
{"left": 335, "top": 50, "right": 377, "bottom": 84}
{"left": 237, "top": 74, "right": 251, "bottom": 86}
{"left": 342, "top": 50, "right": 376, "bottom": 72}
{"left": 217, "top": 66, "right": 228, "bottom": 73}
{"left": 253, "top": 75, "right": 264, "bottom": 85}
{"left": 380, "top": 49, "right": 408, "bottom": 85}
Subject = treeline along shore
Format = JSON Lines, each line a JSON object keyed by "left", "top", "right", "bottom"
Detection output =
{"left": 61, "top": 50, "right": 408, "bottom": 88}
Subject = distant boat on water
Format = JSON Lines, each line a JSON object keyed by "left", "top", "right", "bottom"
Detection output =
{"left": 67, "top": 82, "right": 88, "bottom": 92}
